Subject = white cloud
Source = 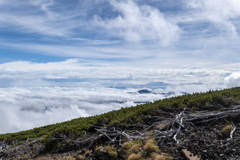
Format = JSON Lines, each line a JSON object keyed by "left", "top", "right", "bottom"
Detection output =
{"left": 0, "top": 59, "right": 81, "bottom": 71}
{"left": 93, "top": 0, "right": 180, "bottom": 45}
{"left": 0, "top": 85, "right": 213, "bottom": 134}
{"left": 0, "top": 87, "right": 165, "bottom": 134}
{"left": 0, "top": 59, "right": 232, "bottom": 91}
{"left": 0, "top": 59, "right": 231, "bottom": 89}
{"left": 224, "top": 72, "right": 240, "bottom": 88}
{"left": 30, "top": 0, "right": 55, "bottom": 18}
{"left": 186, "top": 0, "right": 240, "bottom": 36}
{"left": 0, "top": 59, "right": 235, "bottom": 134}
{"left": 0, "top": 13, "right": 68, "bottom": 37}
{"left": 0, "top": 0, "right": 86, "bottom": 37}
{"left": 188, "top": 0, "right": 240, "bottom": 19}
{"left": 162, "top": 85, "right": 209, "bottom": 95}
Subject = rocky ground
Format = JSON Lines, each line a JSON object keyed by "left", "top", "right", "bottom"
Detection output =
{"left": 1, "top": 104, "right": 240, "bottom": 160}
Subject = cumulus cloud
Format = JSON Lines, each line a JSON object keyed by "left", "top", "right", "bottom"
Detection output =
{"left": 224, "top": 72, "right": 240, "bottom": 88}
{"left": 93, "top": 0, "right": 180, "bottom": 45}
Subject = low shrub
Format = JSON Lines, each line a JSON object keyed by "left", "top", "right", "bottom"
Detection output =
{"left": 127, "top": 153, "right": 141, "bottom": 160}
{"left": 154, "top": 154, "right": 165, "bottom": 160}
{"left": 129, "top": 144, "right": 141, "bottom": 154}
{"left": 164, "top": 156, "right": 174, "bottom": 160}
{"left": 142, "top": 139, "right": 158, "bottom": 157}
{"left": 76, "top": 155, "right": 84, "bottom": 160}
{"left": 95, "top": 144, "right": 104, "bottom": 151}
{"left": 9, "top": 141, "right": 25, "bottom": 148}
{"left": 105, "top": 145, "right": 118, "bottom": 160}
{"left": 222, "top": 124, "right": 234, "bottom": 137}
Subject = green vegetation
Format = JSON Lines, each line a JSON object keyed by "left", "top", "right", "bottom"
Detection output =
{"left": 126, "top": 139, "right": 173, "bottom": 160}
{"left": 142, "top": 139, "right": 158, "bottom": 157}
{"left": 76, "top": 155, "right": 85, "bottom": 160}
{"left": 1, "top": 87, "right": 240, "bottom": 150}
{"left": 9, "top": 141, "right": 25, "bottom": 148}
{"left": 119, "top": 140, "right": 143, "bottom": 159}
{"left": 127, "top": 154, "right": 141, "bottom": 160}
{"left": 164, "top": 156, "right": 174, "bottom": 160}
{"left": 105, "top": 145, "right": 118, "bottom": 160}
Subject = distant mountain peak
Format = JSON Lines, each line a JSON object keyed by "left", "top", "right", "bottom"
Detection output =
{"left": 137, "top": 89, "right": 154, "bottom": 94}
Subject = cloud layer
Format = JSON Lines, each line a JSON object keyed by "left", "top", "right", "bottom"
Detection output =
{"left": 0, "top": 59, "right": 233, "bottom": 134}
{"left": 0, "top": 58, "right": 236, "bottom": 134}
{"left": 0, "top": 85, "right": 209, "bottom": 134}
{"left": 0, "top": 59, "right": 231, "bottom": 89}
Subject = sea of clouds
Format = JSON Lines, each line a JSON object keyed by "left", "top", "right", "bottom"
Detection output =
{"left": 0, "top": 86, "right": 206, "bottom": 134}
{"left": 0, "top": 59, "right": 238, "bottom": 134}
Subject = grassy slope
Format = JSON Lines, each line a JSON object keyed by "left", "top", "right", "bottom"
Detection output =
{"left": 1, "top": 87, "right": 240, "bottom": 144}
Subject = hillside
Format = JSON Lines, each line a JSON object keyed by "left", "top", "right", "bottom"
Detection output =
{"left": 1, "top": 87, "right": 240, "bottom": 159}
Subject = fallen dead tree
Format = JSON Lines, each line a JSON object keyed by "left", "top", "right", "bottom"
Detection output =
{"left": 40, "top": 105, "right": 240, "bottom": 159}
{"left": 2, "top": 104, "right": 240, "bottom": 159}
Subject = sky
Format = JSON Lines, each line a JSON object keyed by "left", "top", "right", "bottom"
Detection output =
{"left": 1, "top": 0, "right": 240, "bottom": 134}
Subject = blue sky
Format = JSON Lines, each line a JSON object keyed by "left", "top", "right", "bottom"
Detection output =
{"left": 0, "top": 0, "right": 239, "bottom": 66}
{"left": 1, "top": 0, "right": 240, "bottom": 133}
{"left": 0, "top": 0, "right": 240, "bottom": 88}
